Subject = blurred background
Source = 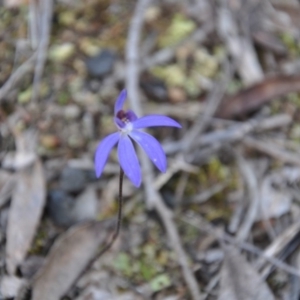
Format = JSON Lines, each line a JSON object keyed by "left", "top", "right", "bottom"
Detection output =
{"left": 1, "top": 0, "right": 300, "bottom": 299}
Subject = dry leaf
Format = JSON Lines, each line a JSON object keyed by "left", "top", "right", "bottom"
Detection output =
{"left": 218, "top": 245, "right": 275, "bottom": 300}
{"left": 0, "top": 275, "right": 25, "bottom": 298}
{"left": 31, "top": 220, "right": 113, "bottom": 300}
{"left": 5, "top": 159, "right": 46, "bottom": 275}
{"left": 0, "top": 170, "right": 15, "bottom": 208}
{"left": 256, "top": 167, "right": 300, "bottom": 221}
{"left": 3, "top": 0, "right": 29, "bottom": 7}
{"left": 216, "top": 76, "right": 300, "bottom": 118}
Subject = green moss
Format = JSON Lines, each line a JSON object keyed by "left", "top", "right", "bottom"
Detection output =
{"left": 151, "top": 64, "right": 186, "bottom": 87}
{"left": 28, "top": 223, "right": 48, "bottom": 255}
{"left": 287, "top": 92, "right": 300, "bottom": 107}
{"left": 280, "top": 33, "right": 300, "bottom": 57}
{"left": 150, "top": 274, "right": 171, "bottom": 292}
{"left": 57, "top": 91, "right": 70, "bottom": 105}
{"left": 158, "top": 13, "right": 196, "bottom": 48}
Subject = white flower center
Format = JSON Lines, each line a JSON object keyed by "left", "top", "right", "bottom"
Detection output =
{"left": 121, "top": 122, "right": 133, "bottom": 135}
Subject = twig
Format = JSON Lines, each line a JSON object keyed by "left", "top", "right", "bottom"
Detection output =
{"left": 243, "top": 137, "right": 300, "bottom": 167}
{"left": 164, "top": 114, "right": 292, "bottom": 156}
{"left": 102, "top": 22, "right": 213, "bottom": 92}
{"left": 125, "top": 0, "right": 202, "bottom": 298}
{"left": 182, "top": 58, "right": 232, "bottom": 154}
{"left": 142, "top": 23, "right": 214, "bottom": 70}
{"left": 0, "top": 53, "right": 37, "bottom": 103}
{"left": 182, "top": 215, "right": 300, "bottom": 278}
{"left": 187, "top": 182, "right": 228, "bottom": 204}
{"left": 254, "top": 220, "right": 300, "bottom": 276}
{"left": 31, "top": 0, "right": 53, "bottom": 102}
{"left": 235, "top": 151, "right": 261, "bottom": 241}
{"left": 154, "top": 154, "right": 198, "bottom": 190}
{"left": 217, "top": 0, "right": 263, "bottom": 85}
{"left": 29, "top": 0, "right": 39, "bottom": 49}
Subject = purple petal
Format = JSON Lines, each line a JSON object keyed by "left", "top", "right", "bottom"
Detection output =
{"left": 126, "top": 110, "right": 138, "bottom": 122}
{"left": 132, "top": 115, "right": 182, "bottom": 129}
{"left": 129, "top": 130, "right": 167, "bottom": 173}
{"left": 118, "top": 135, "right": 141, "bottom": 187}
{"left": 114, "top": 89, "right": 127, "bottom": 115}
{"left": 94, "top": 132, "right": 120, "bottom": 178}
{"left": 114, "top": 117, "right": 125, "bottom": 129}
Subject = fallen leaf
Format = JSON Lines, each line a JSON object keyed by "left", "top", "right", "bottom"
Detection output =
{"left": 215, "top": 76, "right": 300, "bottom": 119}
{"left": 3, "top": 0, "right": 28, "bottom": 7}
{"left": 256, "top": 168, "right": 298, "bottom": 221}
{"left": 0, "top": 275, "right": 25, "bottom": 298}
{"left": 31, "top": 220, "right": 113, "bottom": 300}
{"left": 0, "top": 170, "right": 15, "bottom": 208}
{"left": 252, "top": 31, "right": 286, "bottom": 55}
{"left": 218, "top": 245, "right": 275, "bottom": 300}
{"left": 5, "top": 159, "right": 46, "bottom": 275}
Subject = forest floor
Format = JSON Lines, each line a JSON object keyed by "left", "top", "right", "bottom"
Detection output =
{"left": 1, "top": 0, "right": 300, "bottom": 299}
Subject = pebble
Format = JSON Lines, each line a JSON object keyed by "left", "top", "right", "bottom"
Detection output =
{"left": 141, "top": 77, "right": 168, "bottom": 102}
{"left": 85, "top": 49, "right": 116, "bottom": 78}
{"left": 64, "top": 104, "right": 81, "bottom": 120}
{"left": 47, "top": 190, "right": 76, "bottom": 227}
{"left": 168, "top": 86, "right": 186, "bottom": 103}
{"left": 59, "top": 167, "right": 87, "bottom": 193}
{"left": 47, "top": 187, "right": 97, "bottom": 227}
{"left": 0, "top": 276, "right": 25, "bottom": 298}
{"left": 49, "top": 43, "right": 75, "bottom": 62}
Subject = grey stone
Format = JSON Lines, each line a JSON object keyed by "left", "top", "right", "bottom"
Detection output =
{"left": 86, "top": 49, "right": 116, "bottom": 78}
{"left": 59, "top": 167, "right": 86, "bottom": 193}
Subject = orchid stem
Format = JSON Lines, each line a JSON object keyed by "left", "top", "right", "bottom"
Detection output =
{"left": 99, "top": 168, "right": 124, "bottom": 255}
{"left": 63, "top": 169, "right": 124, "bottom": 298}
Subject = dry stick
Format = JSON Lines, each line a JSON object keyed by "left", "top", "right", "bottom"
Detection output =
{"left": 182, "top": 59, "right": 232, "bottom": 155}
{"left": 102, "top": 23, "right": 214, "bottom": 90}
{"left": 31, "top": 0, "right": 53, "bottom": 102}
{"left": 243, "top": 137, "right": 300, "bottom": 167}
{"left": 142, "top": 22, "right": 214, "bottom": 70}
{"left": 29, "top": 0, "right": 39, "bottom": 49}
{"left": 163, "top": 114, "right": 292, "bottom": 156}
{"left": 0, "top": 53, "right": 37, "bottom": 103}
{"left": 182, "top": 216, "right": 300, "bottom": 278}
{"left": 125, "top": 0, "right": 202, "bottom": 299}
{"left": 235, "top": 151, "right": 261, "bottom": 241}
{"left": 236, "top": 146, "right": 277, "bottom": 241}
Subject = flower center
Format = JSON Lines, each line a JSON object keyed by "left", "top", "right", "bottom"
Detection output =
{"left": 116, "top": 110, "right": 130, "bottom": 123}
{"left": 116, "top": 110, "right": 133, "bottom": 134}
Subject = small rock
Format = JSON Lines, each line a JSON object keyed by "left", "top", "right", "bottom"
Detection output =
{"left": 71, "top": 186, "right": 98, "bottom": 223}
{"left": 40, "top": 135, "right": 60, "bottom": 149}
{"left": 47, "top": 190, "right": 76, "bottom": 227}
{"left": 19, "top": 255, "right": 44, "bottom": 278}
{"left": 59, "top": 167, "right": 87, "bottom": 193}
{"left": 82, "top": 112, "right": 95, "bottom": 139}
{"left": 141, "top": 77, "right": 168, "bottom": 102}
{"left": 85, "top": 49, "right": 116, "bottom": 78}
{"left": 67, "top": 134, "right": 85, "bottom": 149}
{"left": 168, "top": 86, "right": 186, "bottom": 103}
{"left": 0, "top": 275, "right": 25, "bottom": 298}
{"left": 64, "top": 104, "right": 81, "bottom": 120}
{"left": 49, "top": 43, "right": 75, "bottom": 62}
{"left": 145, "top": 6, "right": 161, "bottom": 23}
{"left": 47, "top": 187, "right": 97, "bottom": 227}
{"left": 47, "top": 190, "right": 75, "bottom": 227}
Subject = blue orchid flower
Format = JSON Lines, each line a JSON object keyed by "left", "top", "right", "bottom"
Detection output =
{"left": 94, "top": 90, "right": 181, "bottom": 187}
